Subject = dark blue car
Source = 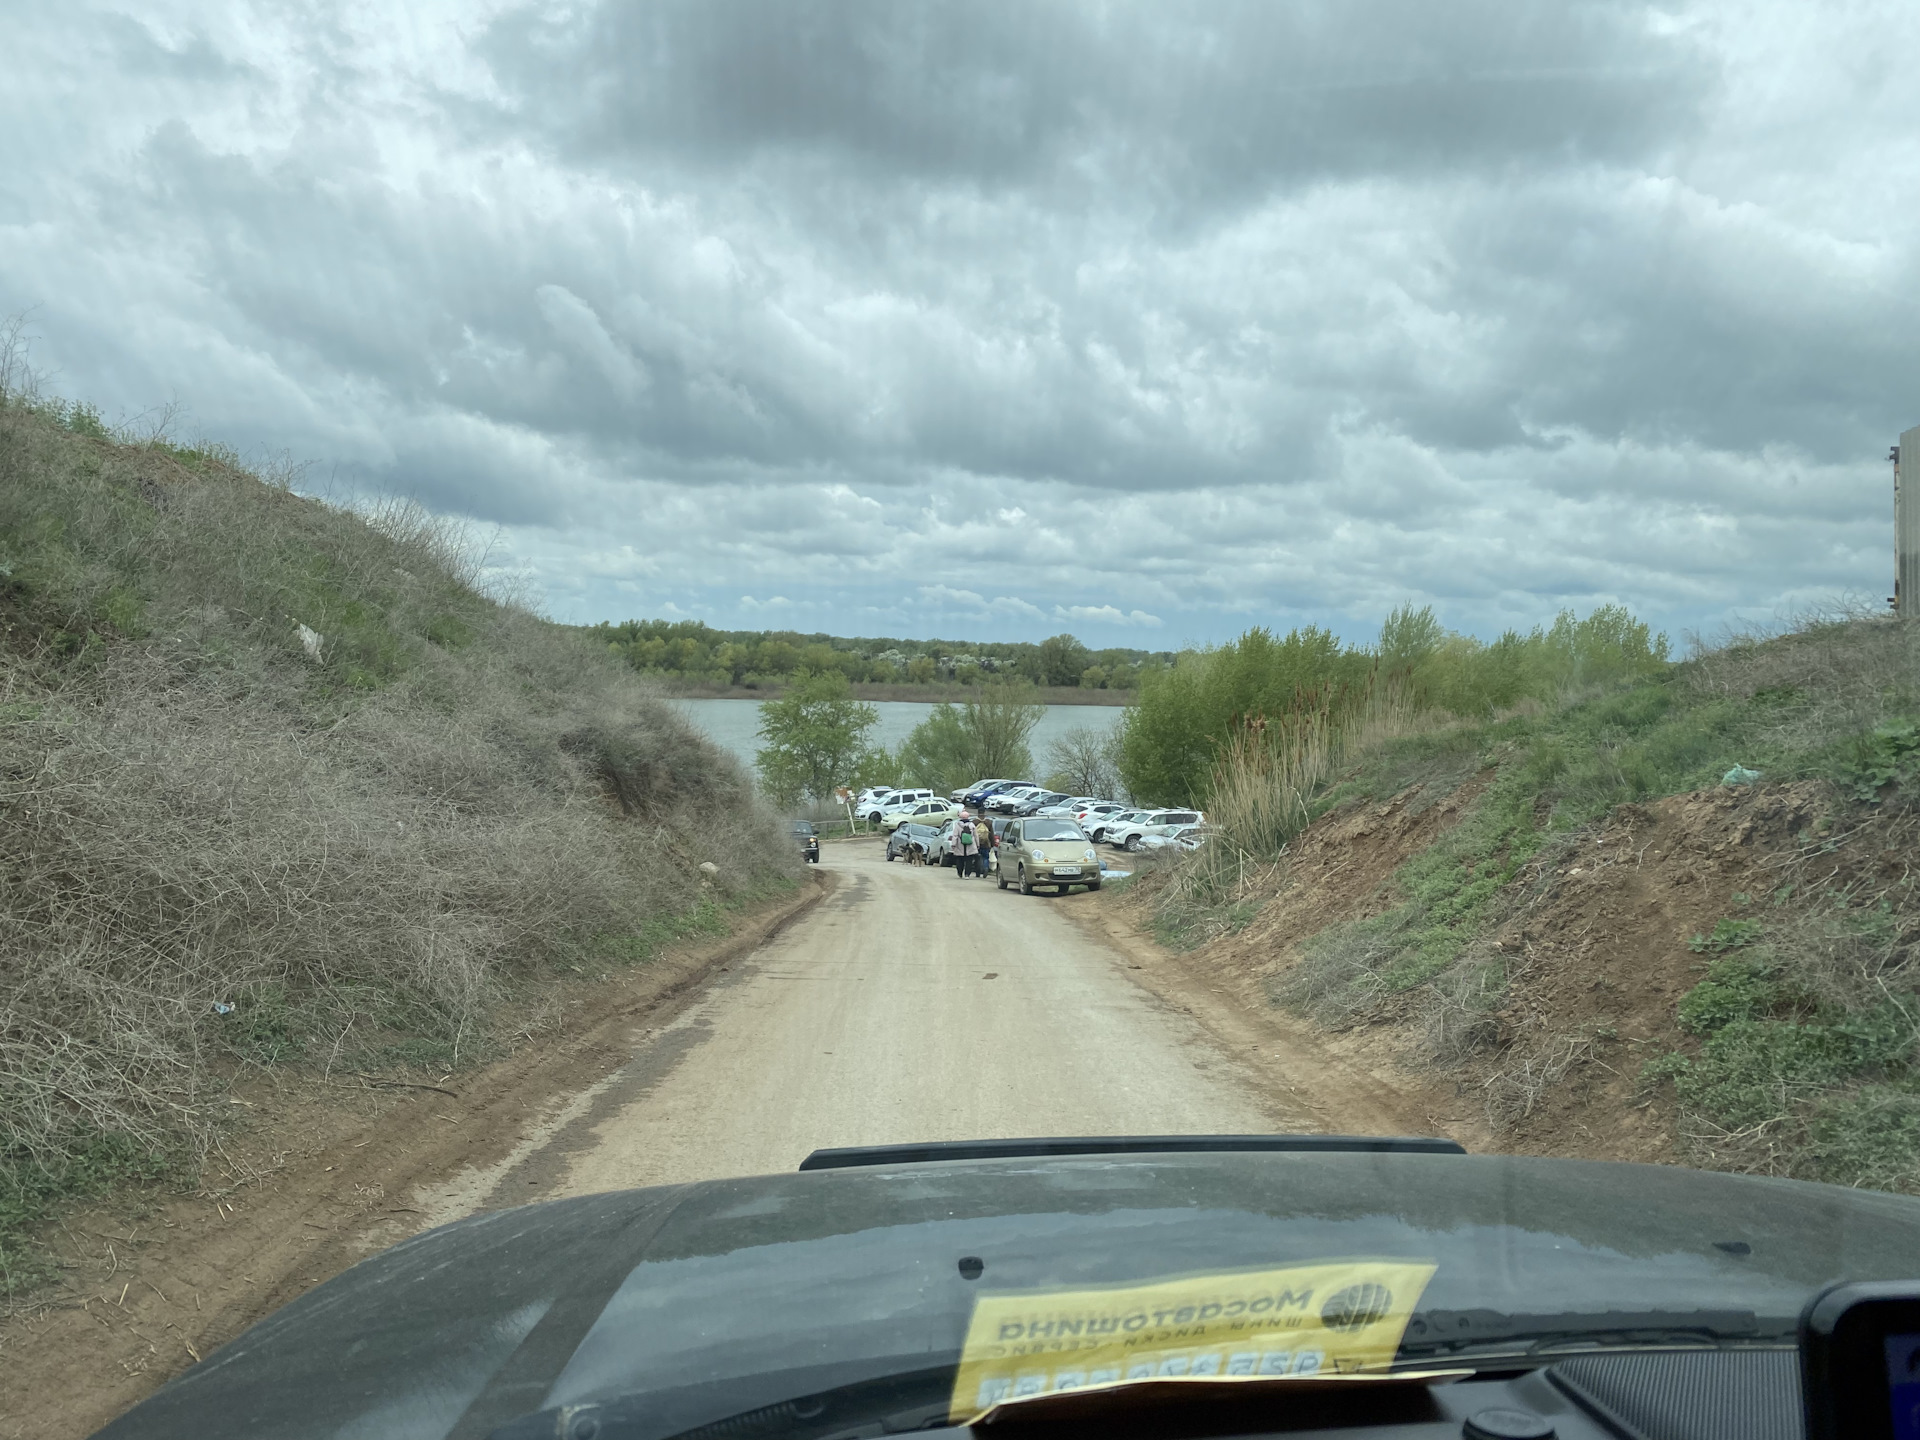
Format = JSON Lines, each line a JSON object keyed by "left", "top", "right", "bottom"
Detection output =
{"left": 962, "top": 779, "right": 1034, "bottom": 808}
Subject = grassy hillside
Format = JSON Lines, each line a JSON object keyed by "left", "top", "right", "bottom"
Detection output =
{"left": 1142, "top": 612, "right": 1920, "bottom": 1189}
{"left": 0, "top": 386, "right": 797, "bottom": 1288}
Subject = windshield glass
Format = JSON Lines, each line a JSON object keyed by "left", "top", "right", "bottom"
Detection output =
{"left": 538, "top": 1156, "right": 1920, "bottom": 1434}
{"left": 1023, "top": 822, "right": 1088, "bottom": 842}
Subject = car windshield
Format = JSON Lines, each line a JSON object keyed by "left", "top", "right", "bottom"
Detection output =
{"left": 1024, "top": 822, "right": 1087, "bottom": 842}
{"left": 186, "top": 1153, "right": 1920, "bottom": 1440}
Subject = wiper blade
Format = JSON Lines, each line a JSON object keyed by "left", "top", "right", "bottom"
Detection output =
{"left": 488, "top": 1365, "right": 957, "bottom": 1440}
{"left": 1401, "top": 1308, "right": 1764, "bottom": 1357}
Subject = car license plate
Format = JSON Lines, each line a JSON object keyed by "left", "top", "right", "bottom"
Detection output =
{"left": 1052, "top": 866, "right": 1081, "bottom": 876}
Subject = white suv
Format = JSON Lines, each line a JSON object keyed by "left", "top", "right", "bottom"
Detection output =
{"left": 867, "top": 788, "right": 934, "bottom": 823}
{"left": 1107, "top": 809, "right": 1205, "bottom": 851}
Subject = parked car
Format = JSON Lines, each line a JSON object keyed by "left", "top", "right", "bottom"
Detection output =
{"left": 963, "top": 779, "right": 1033, "bottom": 809}
{"left": 884, "top": 821, "right": 943, "bottom": 863}
{"left": 1138, "top": 822, "right": 1210, "bottom": 853}
{"left": 1108, "top": 808, "right": 1205, "bottom": 851}
{"left": 997, "top": 817, "right": 1102, "bottom": 894}
{"left": 854, "top": 786, "right": 897, "bottom": 812}
{"left": 1085, "top": 807, "right": 1148, "bottom": 843}
{"left": 878, "top": 799, "right": 958, "bottom": 833}
{"left": 1037, "top": 795, "right": 1096, "bottom": 818}
{"left": 985, "top": 784, "right": 1044, "bottom": 813}
{"left": 952, "top": 777, "right": 1008, "bottom": 803}
{"left": 791, "top": 820, "right": 820, "bottom": 863}
{"left": 1009, "top": 789, "right": 1071, "bottom": 816}
{"left": 1075, "top": 800, "right": 1127, "bottom": 824}
{"left": 868, "top": 788, "right": 936, "bottom": 823}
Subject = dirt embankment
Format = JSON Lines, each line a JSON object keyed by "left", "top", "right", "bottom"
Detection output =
{"left": 1077, "top": 779, "right": 1496, "bottom": 1147}
{"left": 1102, "top": 777, "right": 1899, "bottom": 1166}
{"left": 0, "top": 876, "right": 830, "bottom": 1440}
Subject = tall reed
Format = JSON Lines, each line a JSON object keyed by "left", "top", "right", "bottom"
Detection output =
{"left": 1164, "top": 670, "right": 1420, "bottom": 907}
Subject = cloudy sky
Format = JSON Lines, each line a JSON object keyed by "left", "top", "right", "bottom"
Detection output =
{"left": 4, "top": 2, "right": 1916, "bottom": 649}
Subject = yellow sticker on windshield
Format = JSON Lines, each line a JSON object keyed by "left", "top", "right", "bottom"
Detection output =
{"left": 949, "top": 1260, "right": 1435, "bottom": 1421}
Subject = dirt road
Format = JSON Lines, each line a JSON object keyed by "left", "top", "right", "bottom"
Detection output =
{"left": 528, "top": 846, "right": 1286, "bottom": 1198}
{"left": 6, "top": 841, "right": 1437, "bottom": 1439}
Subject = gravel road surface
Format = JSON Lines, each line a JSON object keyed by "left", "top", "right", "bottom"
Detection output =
{"left": 544, "top": 843, "right": 1285, "bottom": 1195}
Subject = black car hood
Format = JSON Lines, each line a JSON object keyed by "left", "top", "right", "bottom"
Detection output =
{"left": 97, "top": 1151, "right": 1920, "bottom": 1440}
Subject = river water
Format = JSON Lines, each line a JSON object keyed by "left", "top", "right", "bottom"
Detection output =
{"left": 672, "top": 697, "right": 1124, "bottom": 779}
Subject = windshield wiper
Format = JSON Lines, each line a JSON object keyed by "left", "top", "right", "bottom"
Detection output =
{"left": 1400, "top": 1307, "right": 1765, "bottom": 1358}
{"left": 488, "top": 1365, "right": 957, "bottom": 1440}
{"left": 489, "top": 1311, "right": 1771, "bottom": 1440}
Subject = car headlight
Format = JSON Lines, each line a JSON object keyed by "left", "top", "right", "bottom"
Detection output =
{"left": 1030, "top": 849, "right": 1046, "bottom": 862}
{"left": 1084, "top": 849, "right": 1096, "bottom": 861}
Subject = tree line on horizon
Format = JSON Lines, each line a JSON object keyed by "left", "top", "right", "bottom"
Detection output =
{"left": 584, "top": 618, "right": 1169, "bottom": 690}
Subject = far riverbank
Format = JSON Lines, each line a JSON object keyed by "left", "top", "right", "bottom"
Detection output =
{"left": 654, "top": 681, "right": 1135, "bottom": 706}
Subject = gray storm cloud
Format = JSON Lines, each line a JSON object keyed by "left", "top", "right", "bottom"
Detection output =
{"left": 2, "top": 0, "right": 1914, "bottom": 643}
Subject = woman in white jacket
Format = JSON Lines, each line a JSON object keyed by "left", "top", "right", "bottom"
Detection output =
{"left": 949, "top": 816, "right": 978, "bottom": 879}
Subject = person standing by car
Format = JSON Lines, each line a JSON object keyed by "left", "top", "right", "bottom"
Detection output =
{"left": 950, "top": 816, "right": 977, "bottom": 878}
{"left": 973, "top": 816, "right": 993, "bottom": 877}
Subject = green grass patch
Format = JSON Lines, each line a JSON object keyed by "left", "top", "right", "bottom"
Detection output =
{"left": 1836, "top": 719, "right": 1920, "bottom": 804}
{"left": 1, "top": 1133, "right": 179, "bottom": 1297}
{"left": 1645, "top": 906, "right": 1920, "bottom": 1184}
{"left": 1152, "top": 896, "right": 1261, "bottom": 953}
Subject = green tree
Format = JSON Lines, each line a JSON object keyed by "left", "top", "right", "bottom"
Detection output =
{"left": 1379, "top": 604, "right": 1444, "bottom": 673}
{"left": 964, "top": 682, "right": 1048, "bottom": 779}
{"left": 1036, "top": 633, "right": 1091, "bottom": 687}
{"left": 897, "top": 682, "right": 1048, "bottom": 793}
{"left": 898, "top": 704, "right": 973, "bottom": 793}
{"left": 1118, "top": 627, "right": 1370, "bottom": 804}
{"left": 754, "top": 670, "right": 879, "bottom": 808}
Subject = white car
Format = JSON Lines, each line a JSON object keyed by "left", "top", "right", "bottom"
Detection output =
{"left": 1107, "top": 809, "right": 1206, "bottom": 851}
{"left": 985, "top": 785, "right": 1044, "bottom": 812}
{"left": 1085, "top": 807, "right": 1148, "bottom": 843}
{"left": 1074, "top": 801, "right": 1128, "bottom": 826}
{"left": 1037, "top": 795, "right": 1097, "bottom": 818}
{"left": 855, "top": 786, "right": 897, "bottom": 812}
{"left": 1138, "top": 823, "right": 1211, "bottom": 853}
{"left": 867, "top": 788, "right": 935, "bottom": 823}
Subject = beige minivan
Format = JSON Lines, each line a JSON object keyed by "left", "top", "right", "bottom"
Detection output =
{"left": 997, "top": 816, "right": 1103, "bottom": 894}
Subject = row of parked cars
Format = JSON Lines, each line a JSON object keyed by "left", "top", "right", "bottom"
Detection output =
{"left": 854, "top": 783, "right": 1209, "bottom": 854}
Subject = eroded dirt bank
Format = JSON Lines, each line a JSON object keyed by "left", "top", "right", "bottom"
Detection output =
{"left": 1097, "top": 776, "right": 1915, "bottom": 1172}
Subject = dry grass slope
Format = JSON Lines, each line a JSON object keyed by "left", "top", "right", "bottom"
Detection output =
{"left": 0, "top": 389, "right": 797, "bottom": 1286}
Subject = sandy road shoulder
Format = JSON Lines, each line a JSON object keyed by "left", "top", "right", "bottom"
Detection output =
{"left": 0, "top": 872, "right": 833, "bottom": 1440}
{"left": 1056, "top": 888, "right": 1487, "bottom": 1147}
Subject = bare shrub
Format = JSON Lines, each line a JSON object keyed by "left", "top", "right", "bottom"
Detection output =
{"left": 1480, "top": 1032, "right": 1601, "bottom": 1126}
{"left": 1684, "top": 613, "right": 1920, "bottom": 762}
{"left": 1421, "top": 960, "right": 1507, "bottom": 1061}
{"left": 1275, "top": 909, "right": 1416, "bottom": 1030}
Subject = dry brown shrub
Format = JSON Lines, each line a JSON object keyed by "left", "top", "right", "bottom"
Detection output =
{"left": 0, "top": 396, "right": 796, "bottom": 1244}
